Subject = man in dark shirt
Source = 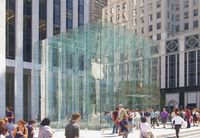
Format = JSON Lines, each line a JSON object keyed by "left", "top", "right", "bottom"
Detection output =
{"left": 65, "top": 113, "right": 81, "bottom": 138}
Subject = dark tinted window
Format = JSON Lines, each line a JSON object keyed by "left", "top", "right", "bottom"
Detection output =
{"left": 23, "top": 0, "right": 32, "bottom": 62}
{"left": 6, "top": 0, "right": 15, "bottom": 59}
{"left": 66, "top": 0, "right": 73, "bottom": 29}
{"left": 78, "top": 0, "right": 84, "bottom": 26}
{"left": 53, "top": 0, "right": 60, "bottom": 35}
{"left": 39, "top": 0, "right": 47, "bottom": 40}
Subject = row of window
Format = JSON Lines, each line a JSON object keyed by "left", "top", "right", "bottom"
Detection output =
{"left": 6, "top": 0, "right": 84, "bottom": 61}
{"left": 172, "top": 20, "right": 199, "bottom": 32}
{"left": 104, "top": 3, "right": 126, "bottom": 16}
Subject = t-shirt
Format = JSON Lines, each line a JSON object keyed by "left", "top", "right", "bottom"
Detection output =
{"left": 65, "top": 122, "right": 79, "bottom": 138}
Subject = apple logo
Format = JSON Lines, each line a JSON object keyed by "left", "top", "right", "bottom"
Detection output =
{"left": 91, "top": 57, "right": 104, "bottom": 80}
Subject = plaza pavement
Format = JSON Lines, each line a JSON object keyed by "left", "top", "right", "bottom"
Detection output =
{"left": 33, "top": 124, "right": 200, "bottom": 138}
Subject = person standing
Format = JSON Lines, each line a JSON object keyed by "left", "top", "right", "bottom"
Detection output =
{"left": 160, "top": 108, "right": 169, "bottom": 128}
{"left": 26, "top": 120, "right": 35, "bottom": 138}
{"left": 65, "top": 113, "right": 81, "bottom": 138}
{"left": 185, "top": 108, "right": 191, "bottom": 128}
{"left": 116, "top": 104, "right": 127, "bottom": 136}
{"left": 172, "top": 112, "right": 185, "bottom": 138}
{"left": 6, "top": 107, "right": 14, "bottom": 124}
{"left": 38, "top": 118, "right": 54, "bottom": 138}
{"left": 112, "top": 108, "right": 119, "bottom": 134}
{"left": 12, "top": 120, "right": 28, "bottom": 138}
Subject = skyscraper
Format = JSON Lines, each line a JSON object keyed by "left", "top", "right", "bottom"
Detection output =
{"left": 0, "top": 0, "right": 89, "bottom": 121}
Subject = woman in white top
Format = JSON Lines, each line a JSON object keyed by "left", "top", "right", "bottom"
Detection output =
{"left": 172, "top": 112, "right": 185, "bottom": 138}
{"left": 139, "top": 117, "right": 153, "bottom": 138}
{"left": 38, "top": 118, "right": 54, "bottom": 138}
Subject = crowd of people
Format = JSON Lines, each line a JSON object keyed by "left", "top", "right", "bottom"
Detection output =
{"left": 0, "top": 106, "right": 81, "bottom": 138}
{"left": 1, "top": 105, "right": 200, "bottom": 138}
{"left": 110, "top": 104, "right": 200, "bottom": 138}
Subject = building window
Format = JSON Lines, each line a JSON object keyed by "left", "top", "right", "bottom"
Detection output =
{"left": 171, "top": 15, "right": 174, "bottom": 21}
{"left": 193, "top": 20, "right": 198, "bottom": 28}
{"left": 122, "top": 3, "right": 126, "bottom": 10}
{"left": 171, "top": 4, "right": 174, "bottom": 11}
{"left": 110, "top": 16, "right": 113, "bottom": 22}
{"left": 148, "top": 25, "right": 153, "bottom": 32}
{"left": 116, "top": 5, "right": 120, "bottom": 12}
{"left": 184, "top": 1, "right": 189, "bottom": 8}
{"left": 184, "top": 12, "right": 189, "bottom": 19}
{"left": 110, "top": 7, "right": 114, "bottom": 13}
{"left": 175, "top": 25, "right": 179, "bottom": 32}
{"left": 53, "top": 0, "right": 60, "bottom": 35}
{"left": 175, "top": 15, "right": 179, "bottom": 21}
{"left": 157, "top": 34, "right": 161, "bottom": 40}
{"left": 133, "top": 0, "right": 136, "bottom": 6}
{"left": 141, "top": 27, "right": 144, "bottom": 34}
{"left": 140, "top": 16, "right": 144, "bottom": 23}
{"left": 116, "top": 14, "right": 120, "bottom": 20}
{"left": 23, "top": 0, "right": 32, "bottom": 62}
{"left": 193, "top": 9, "right": 198, "bottom": 16}
{"left": 133, "top": 18, "right": 137, "bottom": 26}
{"left": 149, "top": 36, "right": 153, "bottom": 39}
{"left": 188, "top": 51, "right": 196, "bottom": 86}
{"left": 133, "top": 9, "right": 136, "bottom": 16}
{"left": 175, "top": 4, "right": 179, "bottom": 10}
{"left": 184, "top": 23, "right": 189, "bottom": 30}
{"left": 66, "top": 0, "right": 73, "bottom": 29}
{"left": 123, "top": 12, "right": 126, "bottom": 19}
{"left": 148, "top": 14, "right": 153, "bottom": 22}
{"left": 79, "top": 54, "right": 84, "bottom": 70}
{"left": 39, "top": 0, "right": 47, "bottom": 40}
{"left": 157, "top": 22, "right": 161, "bottom": 30}
{"left": 157, "top": 12, "right": 161, "bottom": 19}
{"left": 156, "top": 0, "right": 161, "bottom": 8}
{"left": 148, "top": 3, "right": 152, "bottom": 11}
{"left": 168, "top": 55, "right": 176, "bottom": 88}
{"left": 105, "top": 9, "right": 108, "bottom": 15}
{"left": 78, "top": 0, "right": 84, "bottom": 26}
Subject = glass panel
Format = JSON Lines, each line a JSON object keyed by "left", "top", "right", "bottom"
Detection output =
{"left": 39, "top": 0, "right": 47, "bottom": 40}
{"left": 23, "top": 0, "right": 32, "bottom": 62}
{"left": 6, "top": 0, "right": 15, "bottom": 59}
{"left": 34, "top": 23, "right": 160, "bottom": 129}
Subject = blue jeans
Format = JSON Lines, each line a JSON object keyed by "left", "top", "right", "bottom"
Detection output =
{"left": 112, "top": 123, "right": 118, "bottom": 133}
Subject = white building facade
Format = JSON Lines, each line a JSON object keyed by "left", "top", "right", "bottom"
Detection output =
{"left": 0, "top": 0, "right": 89, "bottom": 121}
{"left": 103, "top": 0, "right": 200, "bottom": 109}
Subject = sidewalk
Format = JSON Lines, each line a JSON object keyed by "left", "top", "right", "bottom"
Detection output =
{"left": 34, "top": 124, "right": 200, "bottom": 138}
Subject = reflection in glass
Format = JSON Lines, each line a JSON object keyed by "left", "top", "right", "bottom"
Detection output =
{"left": 34, "top": 23, "right": 160, "bottom": 129}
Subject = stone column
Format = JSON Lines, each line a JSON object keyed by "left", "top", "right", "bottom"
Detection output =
{"left": 60, "top": 0, "right": 66, "bottom": 32}
{"left": 15, "top": 0, "right": 24, "bottom": 121}
{"left": 31, "top": 0, "right": 39, "bottom": 120}
{"left": 0, "top": 0, "right": 6, "bottom": 118}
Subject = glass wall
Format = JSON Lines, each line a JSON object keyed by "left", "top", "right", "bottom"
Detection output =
{"left": 34, "top": 23, "right": 160, "bottom": 129}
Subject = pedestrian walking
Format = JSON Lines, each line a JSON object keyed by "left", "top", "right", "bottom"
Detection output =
{"left": 172, "top": 112, "right": 186, "bottom": 138}
{"left": 26, "top": 120, "right": 35, "bottom": 138}
{"left": 6, "top": 107, "right": 14, "bottom": 124}
{"left": 65, "top": 113, "right": 81, "bottom": 138}
{"left": 112, "top": 108, "right": 119, "bottom": 134}
{"left": 139, "top": 117, "right": 154, "bottom": 138}
{"left": 160, "top": 108, "right": 169, "bottom": 128}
